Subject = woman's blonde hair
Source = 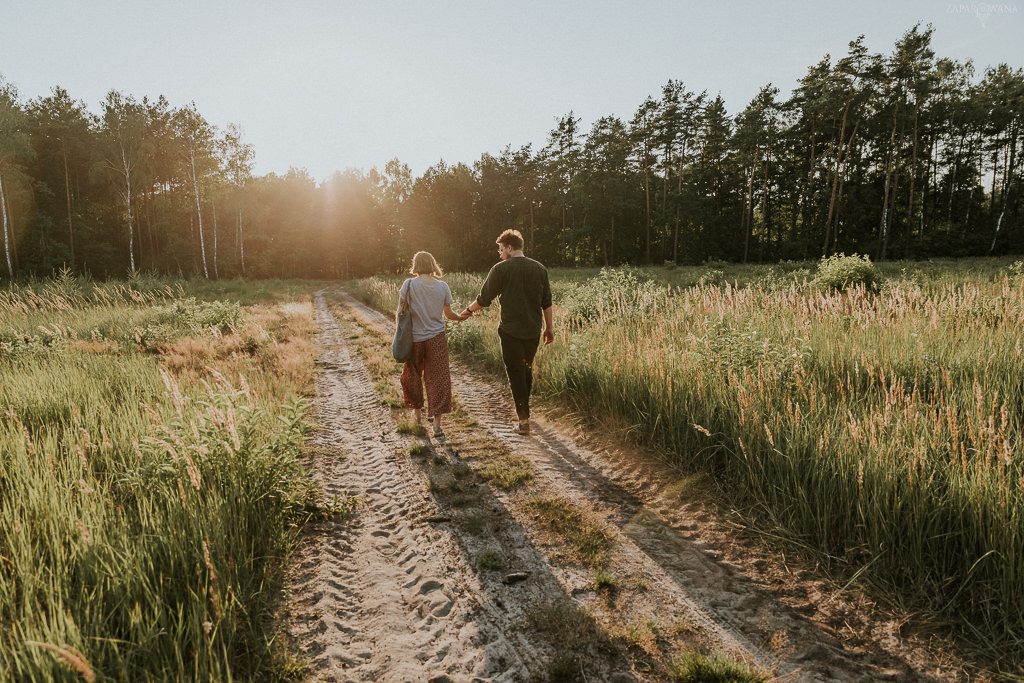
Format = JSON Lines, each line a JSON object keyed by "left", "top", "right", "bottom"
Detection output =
{"left": 410, "top": 251, "right": 443, "bottom": 277}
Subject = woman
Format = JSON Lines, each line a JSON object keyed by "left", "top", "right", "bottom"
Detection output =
{"left": 397, "top": 251, "right": 463, "bottom": 436}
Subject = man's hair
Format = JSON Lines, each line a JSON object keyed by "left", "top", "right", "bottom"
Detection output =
{"left": 410, "top": 251, "right": 443, "bottom": 277}
{"left": 496, "top": 229, "right": 524, "bottom": 251}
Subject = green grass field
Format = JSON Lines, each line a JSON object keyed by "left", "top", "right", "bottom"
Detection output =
{"left": 5, "top": 257, "right": 1023, "bottom": 678}
{"left": 351, "top": 256, "right": 1024, "bottom": 672}
{"left": 0, "top": 274, "right": 334, "bottom": 681}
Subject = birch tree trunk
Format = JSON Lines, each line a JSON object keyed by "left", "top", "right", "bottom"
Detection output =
{"left": 190, "top": 147, "right": 209, "bottom": 279}
{"left": 989, "top": 209, "right": 1006, "bottom": 254}
{"left": 878, "top": 157, "right": 893, "bottom": 260}
{"left": 1, "top": 173, "right": 13, "bottom": 279}
{"left": 237, "top": 207, "right": 245, "bottom": 275}
{"left": 212, "top": 194, "right": 219, "bottom": 279}
{"left": 989, "top": 128, "right": 1017, "bottom": 255}
{"left": 121, "top": 145, "right": 135, "bottom": 273}
{"left": 879, "top": 104, "right": 901, "bottom": 260}
{"left": 743, "top": 160, "right": 756, "bottom": 263}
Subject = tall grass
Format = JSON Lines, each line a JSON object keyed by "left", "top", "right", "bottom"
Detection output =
{"left": 350, "top": 258, "right": 1024, "bottom": 669}
{"left": 0, "top": 275, "right": 326, "bottom": 681}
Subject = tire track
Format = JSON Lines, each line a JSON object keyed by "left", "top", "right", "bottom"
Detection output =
{"left": 284, "top": 292, "right": 546, "bottom": 682}
{"left": 340, "top": 290, "right": 958, "bottom": 682}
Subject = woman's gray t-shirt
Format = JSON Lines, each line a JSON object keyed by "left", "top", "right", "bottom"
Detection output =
{"left": 400, "top": 277, "right": 454, "bottom": 342}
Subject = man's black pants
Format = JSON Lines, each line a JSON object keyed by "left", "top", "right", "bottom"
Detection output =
{"left": 498, "top": 329, "right": 541, "bottom": 420}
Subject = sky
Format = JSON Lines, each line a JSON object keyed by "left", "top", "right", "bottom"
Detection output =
{"left": 3, "top": 0, "right": 1022, "bottom": 182}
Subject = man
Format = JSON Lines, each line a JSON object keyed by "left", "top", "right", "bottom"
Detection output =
{"left": 460, "top": 229, "right": 553, "bottom": 435}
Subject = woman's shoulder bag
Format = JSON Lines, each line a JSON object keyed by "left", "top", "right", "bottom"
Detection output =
{"left": 392, "top": 280, "right": 414, "bottom": 362}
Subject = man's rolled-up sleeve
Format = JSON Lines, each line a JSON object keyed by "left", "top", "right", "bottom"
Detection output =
{"left": 476, "top": 265, "right": 502, "bottom": 307}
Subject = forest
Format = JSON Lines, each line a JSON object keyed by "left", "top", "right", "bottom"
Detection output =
{"left": 0, "top": 24, "right": 1021, "bottom": 281}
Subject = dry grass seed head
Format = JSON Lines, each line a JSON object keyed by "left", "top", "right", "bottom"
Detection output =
{"left": 24, "top": 642, "right": 96, "bottom": 682}
{"left": 73, "top": 518, "right": 92, "bottom": 545}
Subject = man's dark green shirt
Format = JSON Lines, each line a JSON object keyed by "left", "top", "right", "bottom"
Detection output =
{"left": 475, "top": 256, "right": 552, "bottom": 340}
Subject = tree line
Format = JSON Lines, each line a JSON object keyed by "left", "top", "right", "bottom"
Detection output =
{"left": 0, "top": 24, "right": 1021, "bottom": 281}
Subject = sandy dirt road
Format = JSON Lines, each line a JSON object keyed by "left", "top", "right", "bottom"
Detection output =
{"left": 280, "top": 290, "right": 974, "bottom": 682}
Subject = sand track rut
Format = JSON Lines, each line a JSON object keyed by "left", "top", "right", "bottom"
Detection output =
{"left": 282, "top": 289, "right": 962, "bottom": 683}
{"left": 284, "top": 293, "right": 544, "bottom": 682}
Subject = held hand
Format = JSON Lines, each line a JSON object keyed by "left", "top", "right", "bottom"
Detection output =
{"left": 543, "top": 328, "right": 554, "bottom": 345}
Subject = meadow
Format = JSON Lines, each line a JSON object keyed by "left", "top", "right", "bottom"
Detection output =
{"left": 350, "top": 256, "right": 1024, "bottom": 672}
{"left": 0, "top": 272, "right": 334, "bottom": 681}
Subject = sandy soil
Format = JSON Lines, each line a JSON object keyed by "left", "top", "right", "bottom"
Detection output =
{"left": 280, "top": 289, "right": 981, "bottom": 682}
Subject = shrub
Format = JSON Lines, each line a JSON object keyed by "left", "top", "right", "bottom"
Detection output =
{"left": 560, "top": 268, "right": 668, "bottom": 325}
{"left": 131, "top": 323, "right": 176, "bottom": 351}
{"left": 813, "top": 253, "right": 879, "bottom": 291}
{"left": 753, "top": 266, "right": 810, "bottom": 292}
{"left": 0, "top": 330, "right": 65, "bottom": 360}
{"left": 698, "top": 268, "right": 726, "bottom": 287}
{"left": 445, "top": 316, "right": 487, "bottom": 353}
{"left": 166, "top": 297, "right": 243, "bottom": 332}
{"left": 695, "top": 318, "right": 809, "bottom": 380}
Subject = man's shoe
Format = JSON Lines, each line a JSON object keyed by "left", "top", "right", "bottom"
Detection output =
{"left": 512, "top": 421, "right": 530, "bottom": 436}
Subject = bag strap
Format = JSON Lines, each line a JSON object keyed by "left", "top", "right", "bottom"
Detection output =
{"left": 400, "top": 279, "right": 415, "bottom": 312}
